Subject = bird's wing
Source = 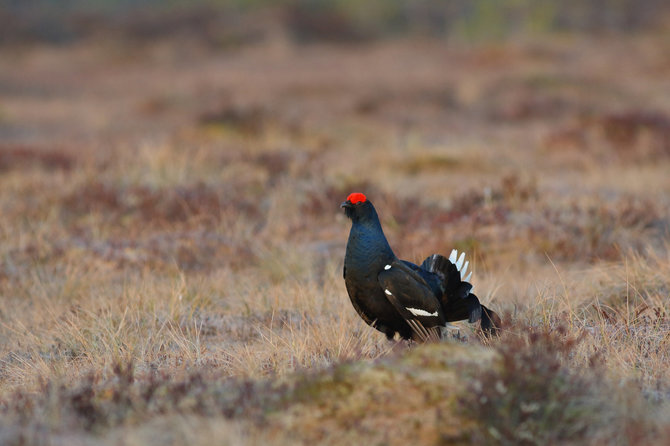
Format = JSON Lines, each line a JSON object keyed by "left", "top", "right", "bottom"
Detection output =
{"left": 378, "top": 261, "right": 445, "bottom": 342}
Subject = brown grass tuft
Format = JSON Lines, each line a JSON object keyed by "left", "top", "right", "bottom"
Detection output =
{"left": 0, "top": 145, "right": 76, "bottom": 171}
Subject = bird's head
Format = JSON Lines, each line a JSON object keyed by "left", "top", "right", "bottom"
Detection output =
{"left": 341, "top": 192, "right": 375, "bottom": 222}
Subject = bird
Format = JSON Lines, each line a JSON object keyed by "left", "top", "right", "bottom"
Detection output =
{"left": 342, "top": 192, "right": 501, "bottom": 342}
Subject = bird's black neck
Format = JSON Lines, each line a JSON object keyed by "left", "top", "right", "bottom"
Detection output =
{"left": 345, "top": 217, "right": 395, "bottom": 268}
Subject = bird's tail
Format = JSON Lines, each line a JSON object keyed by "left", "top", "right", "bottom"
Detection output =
{"left": 447, "top": 249, "right": 472, "bottom": 283}
{"left": 480, "top": 305, "right": 502, "bottom": 336}
{"left": 441, "top": 296, "right": 501, "bottom": 336}
{"left": 421, "top": 251, "right": 473, "bottom": 300}
{"left": 421, "top": 250, "right": 475, "bottom": 316}
{"left": 422, "top": 250, "right": 501, "bottom": 335}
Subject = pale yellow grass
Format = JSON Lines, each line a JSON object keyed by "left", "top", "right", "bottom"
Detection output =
{"left": 0, "top": 254, "right": 389, "bottom": 395}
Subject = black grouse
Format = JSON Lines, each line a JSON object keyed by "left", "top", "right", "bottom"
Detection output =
{"left": 342, "top": 192, "right": 501, "bottom": 341}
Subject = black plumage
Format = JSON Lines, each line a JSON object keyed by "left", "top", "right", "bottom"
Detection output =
{"left": 342, "top": 192, "right": 501, "bottom": 341}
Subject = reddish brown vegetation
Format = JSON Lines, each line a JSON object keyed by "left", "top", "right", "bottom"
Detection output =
{"left": 0, "top": 145, "right": 75, "bottom": 171}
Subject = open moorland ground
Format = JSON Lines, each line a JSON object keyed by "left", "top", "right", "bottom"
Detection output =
{"left": 1, "top": 15, "right": 670, "bottom": 445}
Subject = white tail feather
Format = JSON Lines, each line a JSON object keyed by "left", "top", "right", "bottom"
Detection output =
{"left": 461, "top": 261, "right": 469, "bottom": 279}
{"left": 464, "top": 272, "right": 472, "bottom": 282}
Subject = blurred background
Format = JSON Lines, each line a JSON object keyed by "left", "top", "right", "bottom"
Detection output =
{"left": 3, "top": 0, "right": 670, "bottom": 44}
{"left": 2, "top": 0, "right": 670, "bottom": 272}
{"left": 1, "top": 2, "right": 670, "bottom": 443}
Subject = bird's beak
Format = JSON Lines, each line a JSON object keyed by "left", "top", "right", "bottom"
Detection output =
{"left": 341, "top": 201, "right": 352, "bottom": 209}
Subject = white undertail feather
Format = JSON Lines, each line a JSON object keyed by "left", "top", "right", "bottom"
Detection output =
{"left": 448, "top": 249, "right": 457, "bottom": 263}
{"left": 449, "top": 249, "right": 474, "bottom": 284}
{"left": 455, "top": 252, "right": 465, "bottom": 271}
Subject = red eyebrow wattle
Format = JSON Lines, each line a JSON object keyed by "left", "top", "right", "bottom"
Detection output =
{"left": 347, "top": 192, "right": 367, "bottom": 204}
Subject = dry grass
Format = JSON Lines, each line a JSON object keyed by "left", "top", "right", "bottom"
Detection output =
{"left": 1, "top": 28, "right": 670, "bottom": 445}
